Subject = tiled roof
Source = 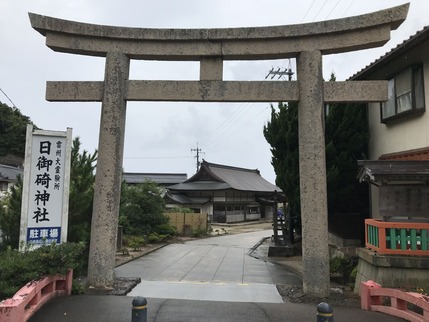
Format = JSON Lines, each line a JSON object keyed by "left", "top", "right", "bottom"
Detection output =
{"left": 0, "top": 164, "right": 23, "bottom": 183}
{"left": 349, "top": 26, "right": 429, "bottom": 80}
{"left": 378, "top": 147, "right": 429, "bottom": 161}
{"left": 123, "top": 172, "right": 187, "bottom": 185}
{"left": 357, "top": 160, "right": 429, "bottom": 183}
{"left": 170, "top": 160, "right": 282, "bottom": 193}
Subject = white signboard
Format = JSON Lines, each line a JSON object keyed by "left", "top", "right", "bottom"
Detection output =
{"left": 20, "top": 125, "right": 72, "bottom": 248}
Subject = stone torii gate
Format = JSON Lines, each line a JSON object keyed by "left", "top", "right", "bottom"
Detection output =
{"left": 29, "top": 4, "right": 408, "bottom": 297}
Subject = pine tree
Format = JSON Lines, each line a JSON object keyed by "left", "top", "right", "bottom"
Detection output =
{"left": 0, "top": 102, "right": 34, "bottom": 159}
{"left": 263, "top": 94, "right": 369, "bottom": 236}
{"left": 263, "top": 102, "right": 301, "bottom": 234}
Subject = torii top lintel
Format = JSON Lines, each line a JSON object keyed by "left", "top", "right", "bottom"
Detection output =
{"left": 29, "top": 3, "right": 408, "bottom": 60}
{"left": 30, "top": 4, "right": 408, "bottom": 103}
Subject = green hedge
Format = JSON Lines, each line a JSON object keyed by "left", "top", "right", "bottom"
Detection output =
{"left": 0, "top": 242, "right": 85, "bottom": 301}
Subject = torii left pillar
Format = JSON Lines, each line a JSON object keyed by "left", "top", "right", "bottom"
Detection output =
{"left": 88, "top": 52, "right": 130, "bottom": 286}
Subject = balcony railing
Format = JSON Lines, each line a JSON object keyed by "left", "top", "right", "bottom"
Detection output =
{"left": 365, "top": 219, "right": 429, "bottom": 256}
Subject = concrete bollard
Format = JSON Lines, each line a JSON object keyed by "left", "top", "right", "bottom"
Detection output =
{"left": 132, "top": 297, "right": 147, "bottom": 322}
{"left": 317, "top": 302, "right": 333, "bottom": 322}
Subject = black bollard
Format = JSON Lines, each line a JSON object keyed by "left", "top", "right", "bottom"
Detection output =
{"left": 132, "top": 296, "right": 147, "bottom": 322}
{"left": 317, "top": 302, "right": 333, "bottom": 322}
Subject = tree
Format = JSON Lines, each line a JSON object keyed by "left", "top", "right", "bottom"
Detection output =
{"left": 119, "top": 180, "right": 168, "bottom": 236}
{"left": 67, "top": 137, "right": 97, "bottom": 244}
{"left": 0, "top": 102, "right": 35, "bottom": 159}
{"left": 325, "top": 101, "right": 369, "bottom": 215}
{"left": 263, "top": 87, "right": 369, "bottom": 234}
{"left": 263, "top": 102, "right": 301, "bottom": 234}
{"left": 0, "top": 176, "right": 23, "bottom": 249}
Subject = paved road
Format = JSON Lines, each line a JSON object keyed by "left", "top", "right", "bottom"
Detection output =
{"left": 29, "top": 230, "right": 405, "bottom": 321}
{"left": 115, "top": 230, "right": 301, "bottom": 303}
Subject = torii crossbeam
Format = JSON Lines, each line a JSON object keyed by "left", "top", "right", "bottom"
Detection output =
{"left": 29, "top": 3, "right": 409, "bottom": 297}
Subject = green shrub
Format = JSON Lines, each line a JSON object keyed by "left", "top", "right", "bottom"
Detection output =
{"left": 148, "top": 232, "right": 161, "bottom": 243}
{"left": 191, "top": 228, "right": 208, "bottom": 238}
{"left": 71, "top": 280, "right": 86, "bottom": 295}
{"left": 0, "top": 242, "right": 85, "bottom": 301}
{"left": 330, "top": 255, "right": 357, "bottom": 285}
{"left": 156, "top": 223, "right": 177, "bottom": 236}
{"left": 127, "top": 236, "right": 147, "bottom": 251}
{"left": 166, "top": 207, "right": 194, "bottom": 213}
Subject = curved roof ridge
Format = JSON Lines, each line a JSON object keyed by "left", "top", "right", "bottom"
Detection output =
{"left": 203, "top": 160, "right": 260, "bottom": 175}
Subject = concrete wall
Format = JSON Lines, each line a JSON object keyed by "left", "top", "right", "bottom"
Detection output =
{"left": 246, "top": 213, "right": 261, "bottom": 221}
{"left": 355, "top": 248, "right": 429, "bottom": 292}
{"left": 226, "top": 214, "right": 245, "bottom": 223}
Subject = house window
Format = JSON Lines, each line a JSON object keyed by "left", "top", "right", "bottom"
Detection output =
{"left": 380, "top": 64, "right": 425, "bottom": 122}
{"left": 0, "top": 182, "right": 8, "bottom": 192}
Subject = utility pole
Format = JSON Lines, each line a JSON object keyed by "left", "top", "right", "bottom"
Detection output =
{"left": 191, "top": 144, "right": 203, "bottom": 172}
{"left": 265, "top": 59, "right": 295, "bottom": 81}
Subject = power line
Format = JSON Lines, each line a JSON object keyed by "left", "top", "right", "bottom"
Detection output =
{"left": 311, "top": 0, "right": 329, "bottom": 22}
{"left": 342, "top": 0, "right": 356, "bottom": 16}
{"left": 198, "top": 102, "right": 249, "bottom": 147}
{"left": 0, "top": 88, "right": 18, "bottom": 109}
{"left": 324, "top": 0, "right": 342, "bottom": 20}
{"left": 200, "top": 103, "right": 251, "bottom": 149}
{"left": 301, "top": 0, "right": 317, "bottom": 22}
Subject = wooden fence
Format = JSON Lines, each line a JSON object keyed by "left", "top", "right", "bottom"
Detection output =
{"left": 165, "top": 212, "right": 208, "bottom": 235}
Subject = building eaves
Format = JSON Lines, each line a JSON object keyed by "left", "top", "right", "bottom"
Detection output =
{"left": 164, "top": 191, "right": 211, "bottom": 204}
{"left": 168, "top": 181, "right": 231, "bottom": 191}
{"left": 123, "top": 172, "right": 187, "bottom": 185}
{"left": 357, "top": 160, "right": 429, "bottom": 183}
{"left": 349, "top": 26, "right": 429, "bottom": 80}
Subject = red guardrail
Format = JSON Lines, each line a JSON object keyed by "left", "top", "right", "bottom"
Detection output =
{"left": 0, "top": 269, "right": 73, "bottom": 322}
{"left": 365, "top": 219, "right": 429, "bottom": 256}
{"left": 361, "top": 280, "right": 429, "bottom": 322}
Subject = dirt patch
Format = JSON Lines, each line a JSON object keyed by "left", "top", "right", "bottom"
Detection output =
{"left": 276, "top": 284, "right": 360, "bottom": 306}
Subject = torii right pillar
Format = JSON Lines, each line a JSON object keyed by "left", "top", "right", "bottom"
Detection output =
{"left": 297, "top": 50, "right": 330, "bottom": 296}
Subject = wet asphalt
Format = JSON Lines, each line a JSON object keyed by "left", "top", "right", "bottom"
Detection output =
{"left": 29, "top": 229, "right": 405, "bottom": 321}
{"left": 115, "top": 230, "right": 301, "bottom": 302}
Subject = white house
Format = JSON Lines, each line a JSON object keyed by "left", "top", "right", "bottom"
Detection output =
{"left": 350, "top": 26, "right": 429, "bottom": 218}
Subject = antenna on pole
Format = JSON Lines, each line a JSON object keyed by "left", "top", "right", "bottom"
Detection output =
{"left": 191, "top": 143, "right": 203, "bottom": 172}
{"left": 265, "top": 59, "right": 294, "bottom": 81}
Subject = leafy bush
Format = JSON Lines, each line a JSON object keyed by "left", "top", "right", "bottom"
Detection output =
{"left": 127, "top": 236, "right": 147, "bottom": 251}
{"left": 148, "top": 232, "right": 168, "bottom": 243}
{"left": 191, "top": 227, "right": 208, "bottom": 238}
{"left": 0, "top": 242, "right": 85, "bottom": 301}
{"left": 156, "top": 223, "right": 177, "bottom": 236}
{"left": 119, "top": 180, "right": 167, "bottom": 236}
{"left": 330, "top": 255, "right": 357, "bottom": 285}
{"left": 166, "top": 207, "right": 194, "bottom": 213}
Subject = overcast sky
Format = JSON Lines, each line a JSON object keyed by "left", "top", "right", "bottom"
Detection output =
{"left": 1, "top": 1, "right": 427, "bottom": 184}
